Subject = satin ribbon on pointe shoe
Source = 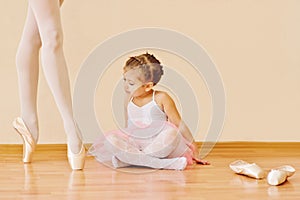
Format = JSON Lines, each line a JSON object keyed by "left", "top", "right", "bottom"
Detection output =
{"left": 12, "top": 117, "right": 36, "bottom": 163}
{"left": 267, "top": 165, "right": 296, "bottom": 186}
{"left": 229, "top": 160, "right": 265, "bottom": 179}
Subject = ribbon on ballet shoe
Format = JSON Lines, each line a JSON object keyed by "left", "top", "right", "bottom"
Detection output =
{"left": 229, "top": 160, "right": 265, "bottom": 179}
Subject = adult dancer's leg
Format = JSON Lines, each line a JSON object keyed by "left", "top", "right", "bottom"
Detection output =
{"left": 15, "top": 5, "right": 41, "bottom": 143}
{"left": 28, "top": 0, "right": 82, "bottom": 153}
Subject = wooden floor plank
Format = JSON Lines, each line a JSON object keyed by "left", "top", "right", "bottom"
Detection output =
{"left": 0, "top": 143, "right": 299, "bottom": 199}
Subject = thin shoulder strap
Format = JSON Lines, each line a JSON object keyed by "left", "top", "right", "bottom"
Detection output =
{"left": 152, "top": 90, "right": 155, "bottom": 101}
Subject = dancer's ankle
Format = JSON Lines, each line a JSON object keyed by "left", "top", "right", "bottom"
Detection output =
{"left": 67, "top": 136, "right": 83, "bottom": 154}
{"left": 20, "top": 116, "right": 39, "bottom": 143}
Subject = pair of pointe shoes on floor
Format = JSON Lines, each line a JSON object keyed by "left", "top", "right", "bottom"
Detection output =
{"left": 12, "top": 117, "right": 86, "bottom": 170}
{"left": 229, "top": 160, "right": 296, "bottom": 186}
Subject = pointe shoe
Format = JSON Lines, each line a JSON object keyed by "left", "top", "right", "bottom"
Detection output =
{"left": 12, "top": 117, "right": 36, "bottom": 163}
{"left": 67, "top": 144, "right": 86, "bottom": 170}
{"left": 229, "top": 160, "right": 265, "bottom": 179}
{"left": 267, "top": 165, "right": 296, "bottom": 186}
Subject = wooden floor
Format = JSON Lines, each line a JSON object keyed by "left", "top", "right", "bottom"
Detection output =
{"left": 0, "top": 142, "right": 299, "bottom": 200}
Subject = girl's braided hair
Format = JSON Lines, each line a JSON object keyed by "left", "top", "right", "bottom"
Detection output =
{"left": 123, "top": 53, "right": 164, "bottom": 85}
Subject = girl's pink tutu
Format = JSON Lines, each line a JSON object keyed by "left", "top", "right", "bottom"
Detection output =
{"left": 88, "top": 121, "right": 194, "bottom": 167}
{"left": 89, "top": 90, "right": 194, "bottom": 167}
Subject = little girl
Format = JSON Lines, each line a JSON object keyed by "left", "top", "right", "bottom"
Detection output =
{"left": 89, "top": 53, "right": 209, "bottom": 170}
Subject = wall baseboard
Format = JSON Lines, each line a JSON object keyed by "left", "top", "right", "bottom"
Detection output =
{"left": 1, "top": 142, "right": 299, "bottom": 151}
{"left": 196, "top": 141, "right": 300, "bottom": 149}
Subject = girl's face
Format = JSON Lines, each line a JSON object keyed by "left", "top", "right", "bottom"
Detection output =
{"left": 123, "top": 69, "right": 150, "bottom": 97}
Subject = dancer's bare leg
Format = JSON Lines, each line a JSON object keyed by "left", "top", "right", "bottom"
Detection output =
{"left": 16, "top": 5, "right": 41, "bottom": 142}
{"left": 28, "top": 0, "right": 81, "bottom": 153}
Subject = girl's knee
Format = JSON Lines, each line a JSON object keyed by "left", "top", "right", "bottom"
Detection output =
{"left": 164, "top": 128, "right": 179, "bottom": 141}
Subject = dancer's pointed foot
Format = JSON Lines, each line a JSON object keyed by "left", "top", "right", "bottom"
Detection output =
{"left": 12, "top": 117, "right": 36, "bottom": 163}
{"left": 67, "top": 144, "right": 86, "bottom": 170}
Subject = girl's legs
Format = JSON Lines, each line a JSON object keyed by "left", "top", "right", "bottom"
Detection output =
{"left": 106, "top": 134, "right": 187, "bottom": 170}
{"left": 142, "top": 127, "right": 180, "bottom": 158}
{"left": 15, "top": 5, "right": 41, "bottom": 143}
{"left": 28, "top": 0, "right": 81, "bottom": 153}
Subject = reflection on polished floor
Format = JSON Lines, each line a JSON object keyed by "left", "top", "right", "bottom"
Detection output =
{"left": 0, "top": 143, "right": 299, "bottom": 199}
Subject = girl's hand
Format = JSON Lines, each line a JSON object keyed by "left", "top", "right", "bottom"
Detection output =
{"left": 193, "top": 156, "right": 210, "bottom": 165}
{"left": 191, "top": 143, "right": 210, "bottom": 165}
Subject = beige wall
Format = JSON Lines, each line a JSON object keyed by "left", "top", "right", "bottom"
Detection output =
{"left": 1, "top": 0, "right": 300, "bottom": 144}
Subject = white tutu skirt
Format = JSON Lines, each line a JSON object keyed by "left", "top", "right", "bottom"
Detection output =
{"left": 88, "top": 121, "right": 194, "bottom": 167}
